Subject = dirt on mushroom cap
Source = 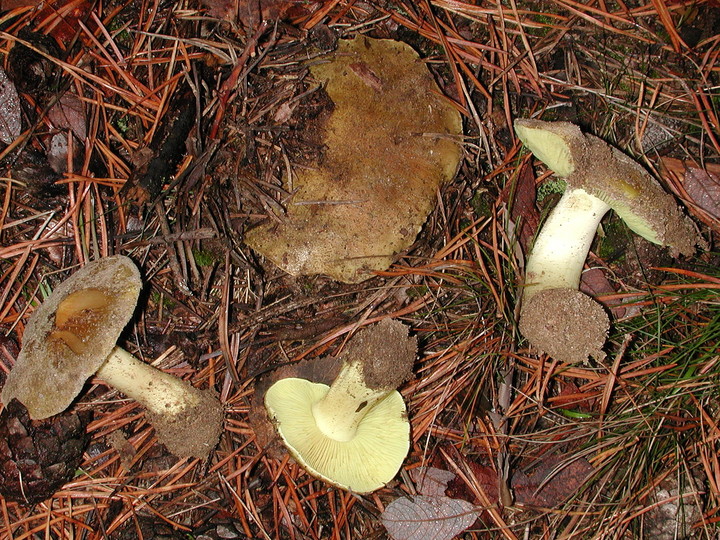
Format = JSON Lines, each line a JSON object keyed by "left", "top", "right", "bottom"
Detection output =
{"left": 147, "top": 387, "right": 224, "bottom": 460}
{"left": 335, "top": 318, "right": 416, "bottom": 390}
{"left": 519, "top": 288, "right": 609, "bottom": 364}
{"left": 1, "top": 256, "right": 142, "bottom": 419}
{"left": 574, "top": 141, "right": 698, "bottom": 257}
{"left": 245, "top": 36, "right": 463, "bottom": 283}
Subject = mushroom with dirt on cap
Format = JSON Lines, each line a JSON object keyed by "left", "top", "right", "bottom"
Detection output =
{"left": 264, "top": 319, "right": 416, "bottom": 493}
{"left": 514, "top": 119, "right": 700, "bottom": 364}
{"left": 245, "top": 36, "right": 463, "bottom": 283}
{"left": 0, "top": 255, "right": 223, "bottom": 459}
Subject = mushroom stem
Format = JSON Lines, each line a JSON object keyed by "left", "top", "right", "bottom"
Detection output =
{"left": 96, "top": 346, "right": 201, "bottom": 417}
{"left": 524, "top": 188, "right": 610, "bottom": 300}
{"left": 311, "top": 361, "right": 391, "bottom": 442}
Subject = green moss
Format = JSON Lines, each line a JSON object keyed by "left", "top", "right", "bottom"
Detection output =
{"left": 193, "top": 249, "right": 217, "bottom": 267}
{"left": 537, "top": 178, "right": 567, "bottom": 204}
{"left": 150, "top": 290, "right": 175, "bottom": 309}
{"left": 115, "top": 115, "right": 129, "bottom": 134}
{"left": 594, "top": 215, "right": 631, "bottom": 261}
{"left": 471, "top": 189, "right": 493, "bottom": 218}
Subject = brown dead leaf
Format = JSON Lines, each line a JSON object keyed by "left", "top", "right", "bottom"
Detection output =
{"left": 200, "top": 0, "right": 237, "bottom": 20}
{"left": 47, "top": 93, "right": 86, "bottom": 141}
{"left": 199, "top": 0, "right": 321, "bottom": 27}
{"left": 512, "top": 455, "right": 594, "bottom": 507}
{"left": 409, "top": 467, "right": 456, "bottom": 497}
{"left": 19, "top": 0, "right": 95, "bottom": 44}
{"left": 550, "top": 379, "right": 597, "bottom": 413}
{"left": 446, "top": 460, "right": 499, "bottom": 505}
{"left": 579, "top": 267, "right": 625, "bottom": 318}
{"left": 382, "top": 467, "right": 478, "bottom": 540}
{"left": 683, "top": 165, "right": 720, "bottom": 220}
{"left": 503, "top": 160, "right": 540, "bottom": 254}
{"left": 0, "top": 0, "right": 37, "bottom": 9}
{"left": 382, "top": 495, "right": 477, "bottom": 540}
{"left": 660, "top": 156, "right": 720, "bottom": 233}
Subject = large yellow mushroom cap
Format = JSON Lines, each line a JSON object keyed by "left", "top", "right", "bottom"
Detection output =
{"left": 265, "top": 377, "right": 410, "bottom": 493}
{"left": 246, "top": 36, "right": 463, "bottom": 283}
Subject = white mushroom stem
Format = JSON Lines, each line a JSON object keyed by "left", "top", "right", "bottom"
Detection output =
{"left": 524, "top": 188, "right": 611, "bottom": 300}
{"left": 311, "top": 361, "right": 391, "bottom": 443}
{"left": 96, "top": 346, "right": 201, "bottom": 417}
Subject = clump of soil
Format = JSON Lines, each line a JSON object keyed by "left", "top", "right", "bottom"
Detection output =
{"left": 519, "top": 288, "right": 609, "bottom": 364}
{"left": 0, "top": 399, "right": 91, "bottom": 505}
{"left": 147, "top": 388, "right": 224, "bottom": 460}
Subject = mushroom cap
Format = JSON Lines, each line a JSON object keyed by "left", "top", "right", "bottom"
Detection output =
{"left": 1, "top": 256, "right": 142, "bottom": 419}
{"left": 514, "top": 118, "right": 698, "bottom": 257}
{"left": 246, "top": 36, "right": 463, "bottom": 283}
{"left": 514, "top": 119, "right": 582, "bottom": 178}
{"left": 265, "top": 377, "right": 410, "bottom": 493}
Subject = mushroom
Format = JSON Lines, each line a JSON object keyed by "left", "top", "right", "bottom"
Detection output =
{"left": 0, "top": 256, "right": 223, "bottom": 459}
{"left": 264, "top": 319, "right": 416, "bottom": 493}
{"left": 514, "top": 119, "right": 699, "bottom": 363}
{"left": 246, "top": 36, "right": 463, "bottom": 283}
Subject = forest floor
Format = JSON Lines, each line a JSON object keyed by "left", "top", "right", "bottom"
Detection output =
{"left": 0, "top": 1, "right": 719, "bottom": 538}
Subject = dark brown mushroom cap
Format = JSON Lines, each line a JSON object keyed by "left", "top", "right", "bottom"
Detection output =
{"left": 1, "top": 256, "right": 142, "bottom": 419}
{"left": 514, "top": 119, "right": 699, "bottom": 257}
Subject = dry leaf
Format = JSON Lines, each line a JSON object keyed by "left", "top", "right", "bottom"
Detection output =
{"left": 551, "top": 379, "right": 597, "bottom": 413}
{"left": 512, "top": 455, "right": 593, "bottom": 507}
{"left": 409, "top": 467, "right": 456, "bottom": 497}
{"left": 683, "top": 165, "right": 720, "bottom": 220}
{"left": 47, "top": 94, "right": 86, "bottom": 141}
{"left": 0, "top": 0, "right": 38, "bottom": 9}
{"left": 446, "top": 460, "right": 500, "bottom": 506}
{"left": 2, "top": 1, "right": 95, "bottom": 43}
{"left": 45, "top": 0, "right": 95, "bottom": 44}
{"left": 0, "top": 67, "right": 22, "bottom": 145}
{"left": 503, "top": 160, "right": 540, "bottom": 254}
{"left": 273, "top": 101, "right": 296, "bottom": 124}
{"left": 579, "top": 267, "right": 626, "bottom": 318}
{"left": 382, "top": 495, "right": 477, "bottom": 540}
{"left": 384, "top": 468, "right": 478, "bottom": 540}
{"left": 200, "top": 0, "right": 320, "bottom": 26}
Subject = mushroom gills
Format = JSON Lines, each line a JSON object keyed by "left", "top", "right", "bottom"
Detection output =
{"left": 265, "top": 377, "right": 409, "bottom": 493}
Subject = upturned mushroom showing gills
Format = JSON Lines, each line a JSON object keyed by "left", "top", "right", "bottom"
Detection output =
{"left": 0, "top": 256, "right": 223, "bottom": 459}
{"left": 514, "top": 119, "right": 699, "bottom": 364}
{"left": 264, "top": 319, "right": 417, "bottom": 493}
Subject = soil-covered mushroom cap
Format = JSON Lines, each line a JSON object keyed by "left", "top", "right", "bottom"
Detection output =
{"left": 1, "top": 256, "right": 141, "bottom": 419}
{"left": 246, "top": 36, "right": 463, "bottom": 283}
